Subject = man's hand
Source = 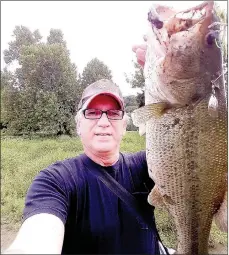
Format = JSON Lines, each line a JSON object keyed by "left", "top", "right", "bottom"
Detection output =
{"left": 132, "top": 36, "right": 147, "bottom": 68}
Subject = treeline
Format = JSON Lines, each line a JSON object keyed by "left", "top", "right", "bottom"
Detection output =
{"left": 1, "top": 26, "right": 139, "bottom": 136}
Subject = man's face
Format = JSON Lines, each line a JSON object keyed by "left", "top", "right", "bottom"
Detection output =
{"left": 78, "top": 94, "right": 127, "bottom": 155}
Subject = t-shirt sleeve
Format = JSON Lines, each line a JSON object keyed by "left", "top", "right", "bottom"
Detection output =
{"left": 22, "top": 161, "right": 70, "bottom": 225}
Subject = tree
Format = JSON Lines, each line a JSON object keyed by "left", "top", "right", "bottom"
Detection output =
{"left": 123, "top": 95, "right": 138, "bottom": 131}
{"left": 125, "top": 61, "right": 145, "bottom": 90}
{"left": 125, "top": 61, "right": 145, "bottom": 107}
{"left": 1, "top": 67, "right": 28, "bottom": 133}
{"left": 3, "top": 25, "right": 42, "bottom": 65}
{"left": 47, "top": 29, "right": 66, "bottom": 46}
{"left": 80, "top": 58, "right": 112, "bottom": 90}
{"left": 214, "top": 4, "right": 228, "bottom": 100}
{"left": 19, "top": 43, "right": 78, "bottom": 135}
{"left": 1, "top": 69, "right": 16, "bottom": 130}
{"left": 124, "top": 95, "right": 138, "bottom": 113}
{"left": 2, "top": 26, "right": 79, "bottom": 136}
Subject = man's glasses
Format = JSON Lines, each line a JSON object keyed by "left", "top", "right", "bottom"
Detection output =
{"left": 83, "top": 109, "right": 124, "bottom": 120}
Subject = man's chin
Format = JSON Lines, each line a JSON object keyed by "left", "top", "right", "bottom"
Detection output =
{"left": 93, "top": 144, "right": 114, "bottom": 153}
{"left": 95, "top": 147, "right": 112, "bottom": 153}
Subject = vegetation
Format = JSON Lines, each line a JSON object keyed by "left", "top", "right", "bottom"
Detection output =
{"left": 125, "top": 61, "right": 145, "bottom": 107}
{"left": 1, "top": 26, "right": 115, "bottom": 136}
{"left": 80, "top": 57, "right": 112, "bottom": 89}
{"left": 1, "top": 132, "right": 227, "bottom": 249}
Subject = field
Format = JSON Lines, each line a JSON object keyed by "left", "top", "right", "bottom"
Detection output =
{"left": 1, "top": 132, "right": 227, "bottom": 252}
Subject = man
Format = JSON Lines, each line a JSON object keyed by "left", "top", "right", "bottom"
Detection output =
{"left": 4, "top": 52, "right": 173, "bottom": 254}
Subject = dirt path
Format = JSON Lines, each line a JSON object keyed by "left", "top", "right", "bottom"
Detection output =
{"left": 1, "top": 223, "right": 228, "bottom": 254}
{"left": 1, "top": 224, "right": 19, "bottom": 253}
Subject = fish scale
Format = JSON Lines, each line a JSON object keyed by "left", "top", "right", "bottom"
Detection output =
{"left": 146, "top": 100, "right": 227, "bottom": 254}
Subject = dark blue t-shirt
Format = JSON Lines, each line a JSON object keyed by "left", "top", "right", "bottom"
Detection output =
{"left": 22, "top": 151, "right": 160, "bottom": 254}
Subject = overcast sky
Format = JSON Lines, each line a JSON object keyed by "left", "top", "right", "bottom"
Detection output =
{"left": 1, "top": 1, "right": 227, "bottom": 96}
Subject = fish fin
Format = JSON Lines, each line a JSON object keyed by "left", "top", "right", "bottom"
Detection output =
{"left": 147, "top": 186, "right": 166, "bottom": 208}
{"left": 138, "top": 124, "right": 146, "bottom": 136}
{"left": 131, "top": 102, "right": 167, "bottom": 127}
{"left": 214, "top": 192, "right": 227, "bottom": 232}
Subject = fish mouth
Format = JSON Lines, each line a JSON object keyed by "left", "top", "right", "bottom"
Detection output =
{"left": 148, "top": 1, "right": 215, "bottom": 43}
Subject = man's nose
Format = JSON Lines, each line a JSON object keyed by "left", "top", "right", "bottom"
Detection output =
{"left": 97, "top": 112, "right": 110, "bottom": 127}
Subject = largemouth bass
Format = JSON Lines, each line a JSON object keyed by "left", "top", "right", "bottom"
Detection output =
{"left": 132, "top": 1, "right": 228, "bottom": 254}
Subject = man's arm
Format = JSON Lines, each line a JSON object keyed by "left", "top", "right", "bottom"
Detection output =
{"left": 3, "top": 213, "right": 64, "bottom": 254}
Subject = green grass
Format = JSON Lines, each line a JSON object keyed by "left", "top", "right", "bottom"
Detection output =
{"left": 1, "top": 132, "right": 227, "bottom": 248}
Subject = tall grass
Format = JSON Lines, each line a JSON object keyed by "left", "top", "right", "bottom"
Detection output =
{"left": 1, "top": 132, "right": 227, "bottom": 248}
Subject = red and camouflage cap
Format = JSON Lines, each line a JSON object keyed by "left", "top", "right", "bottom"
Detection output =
{"left": 78, "top": 79, "right": 125, "bottom": 110}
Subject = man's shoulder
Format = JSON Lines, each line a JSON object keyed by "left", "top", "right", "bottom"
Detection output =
{"left": 38, "top": 154, "right": 85, "bottom": 182}
{"left": 120, "top": 151, "right": 147, "bottom": 172}
{"left": 121, "top": 150, "right": 146, "bottom": 163}
{"left": 121, "top": 150, "right": 151, "bottom": 187}
{"left": 57, "top": 154, "right": 84, "bottom": 168}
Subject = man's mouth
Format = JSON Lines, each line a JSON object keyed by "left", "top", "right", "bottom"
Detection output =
{"left": 95, "top": 133, "right": 111, "bottom": 136}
